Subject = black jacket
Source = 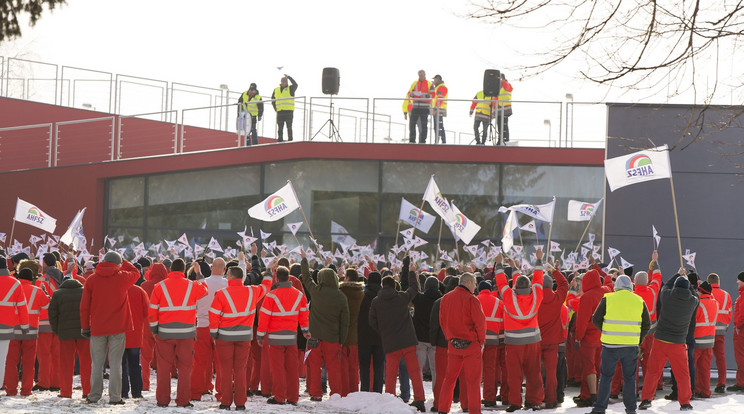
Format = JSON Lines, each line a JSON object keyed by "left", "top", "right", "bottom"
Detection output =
{"left": 655, "top": 275, "right": 700, "bottom": 344}
{"left": 357, "top": 283, "right": 382, "bottom": 347}
{"left": 429, "top": 297, "right": 448, "bottom": 348}
{"left": 48, "top": 279, "right": 85, "bottom": 340}
{"left": 412, "top": 288, "right": 441, "bottom": 343}
{"left": 369, "top": 260, "right": 420, "bottom": 354}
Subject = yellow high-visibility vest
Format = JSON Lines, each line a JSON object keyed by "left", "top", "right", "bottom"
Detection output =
{"left": 600, "top": 289, "right": 644, "bottom": 345}
{"left": 273, "top": 87, "right": 294, "bottom": 111}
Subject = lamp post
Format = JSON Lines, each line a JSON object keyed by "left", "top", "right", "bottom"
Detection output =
{"left": 565, "top": 93, "right": 574, "bottom": 148}
{"left": 220, "top": 84, "right": 229, "bottom": 131}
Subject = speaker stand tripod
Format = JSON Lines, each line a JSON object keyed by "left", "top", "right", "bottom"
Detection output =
{"left": 311, "top": 95, "right": 342, "bottom": 142}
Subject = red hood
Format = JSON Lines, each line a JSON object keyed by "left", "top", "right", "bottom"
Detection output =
{"left": 148, "top": 263, "right": 168, "bottom": 283}
{"left": 583, "top": 269, "right": 601, "bottom": 292}
{"left": 93, "top": 261, "right": 120, "bottom": 277}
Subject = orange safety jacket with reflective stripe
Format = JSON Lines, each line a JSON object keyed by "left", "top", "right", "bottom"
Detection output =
{"left": 35, "top": 276, "right": 58, "bottom": 333}
{"left": 0, "top": 275, "right": 30, "bottom": 340}
{"left": 16, "top": 279, "right": 49, "bottom": 339}
{"left": 403, "top": 80, "right": 434, "bottom": 113}
{"left": 149, "top": 271, "right": 208, "bottom": 339}
{"left": 494, "top": 264, "right": 544, "bottom": 345}
{"left": 711, "top": 283, "right": 732, "bottom": 335}
{"left": 209, "top": 275, "right": 272, "bottom": 341}
{"left": 478, "top": 290, "right": 503, "bottom": 345}
{"left": 633, "top": 265, "right": 662, "bottom": 332}
{"left": 694, "top": 293, "right": 719, "bottom": 349}
{"left": 257, "top": 281, "right": 310, "bottom": 346}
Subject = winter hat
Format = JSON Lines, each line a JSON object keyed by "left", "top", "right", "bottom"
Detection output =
{"left": 133, "top": 262, "right": 142, "bottom": 273}
{"left": 18, "top": 268, "right": 34, "bottom": 281}
{"left": 367, "top": 271, "right": 382, "bottom": 286}
{"left": 634, "top": 271, "right": 648, "bottom": 286}
{"left": 162, "top": 258, "right": 173, "bottom": 270}
{"left": 103, "top": 251, "right": 122, "bottom": 265}
{"left": 687, "top": 272, "right": 699, "bottom": 287}
{"left": 43, "top": 253, "right": 57, "bottom": 267}
{"left": 290, "top": 263, "right": 301, "bottom": 277}
{"left": 674, "top": 276, "right": 690, "bottom": 290}
{"left": 738, "top": 272, "right": 744, "bottom": 283}
{"left": 614, "top": 275, "right": 633, "bottom": 292}
{"left": 698, "top": 281, "right": 713, "bottom": 294}
{"left": 515, "top": 275, "right": 531, "bottom": 290}
{"left": 425, "top": 276, "right": 440, "bottom": 291}
{"left": 11, "top": 253, "right": 29, "bottom": 266}
{"left": 623, "top": 266, "right": 633, "bottom": 277}
{"left": 137, "top": 257, "right": 152, "bottom": 268}
{"left": 478, "top": 280, "right": 492, "bottom": 293}
{"left": 542, "top": 275, "right": 554, "bottom": 289}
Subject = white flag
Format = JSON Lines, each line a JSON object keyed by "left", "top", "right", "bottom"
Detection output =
{"left": 400, "top": 228, "right": 415, "bottom": 240}
{"left": 331, "top": 221, "right": 356, "bottom": 249}
{"left": 260, "top": 230, "right": 272, "bottom": 240}
{"left": 60, "top": 208, "right": 87, "bottom": 251}
{"left": 588, "top": 233, "right": 596, "bottom": 245}
{"left": 604, "top": 145, "right": 672, "bottom": 192}
{"left": 652, "top": 225, "right": 661, "bottom": 248}
{"left": 413, "top": 236, "right": 428, "bottom": 248}
{"left": 194, "top": 244, "right": 205, "bottom": 256}
{"left": 682, "top": 252, "right": 696, "bottom": 269}
{"left": 567, "top": 199, "right": 602, "bottom": 222}
{"left": 399, "top": 197, "right": 436, "bottom": 233}
{"left": 248, "top": 182, "right": 301, "bottom": 222}
{"left": 463, "top": 245, "right": 478, "bottom": 256}
{"left": 0, "top": 233, "right": 6, "bottom": 243}
{"left": 448, "top": 202, "right": 481, "bottom": 245}
{"left": 501, "top": 210, "right": 519, "bottom": 253}
{"left": 608, "top": 247, "right": 621, "bottom": 259}
{"left": 207, "top": 237, "right": 223, "bottom": 252}
{"left": 178, "top": 233, "right": 189, "bottom": 246}
{"left": 422, "top": 175, "right": 457, "bottom": 225}
{"left": 550, "top": 241, "right": 561, "bottom": 252}
{"left": 509, "top": 196, "right": 556, "bottom": 223}
{"left": 520, "top": 220, "right": 537, "bottom": 234}
{"left": 619, "top": 257, "right": 634, "bottom": 269}
{"left": 13, "top": 198, "right": 57, "bottom": 233}
{"left": 29, "top": 235, "right": 42, "bottom": 246}
{"left": 287, "top": 222, "right": 303, "bottom": 236}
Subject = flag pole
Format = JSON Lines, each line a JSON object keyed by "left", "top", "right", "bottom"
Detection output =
{"left": 288, "top": 180, "right": 328, "bottom": 266}
{"left": 454, "top": 239, "right": 461, "bottom": 265}
{"left": 546, "top": 221, "right": 554, "bottom": 255}
{"left": 573, "top": 213, "right": 596, "bottom": 253}
{"left": 394, "top": 220, "right": 402, "bottom": 250}
{"left": 669, "top": 177, "right": 684, "bottom": 269}
{"left": 436, "top": 218, "right": 444, "bottom": 261}
{"left": 8, "top": 220, "right": 16, "bottom": 251}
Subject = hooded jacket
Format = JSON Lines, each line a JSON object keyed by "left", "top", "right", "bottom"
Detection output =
{"left": 339, "top": 281, "right": 364, "bottom": 346}
{"left": 538, "top": 269, "right": 569, "bottom": 346}
{"left": 368, "top": 259, "right": 420, "bottom": 354}
{"left": 300, "top": 258, "right": 350, "bottom": 344}
{"left": 735, "top": 285, "right": 744, "bottom": 331}
{"left": 655, "top": 274, "right": 700, "bottom": 344}
{"left": 125, "top": 284, "right": 150, "bottom": 348}
{"left": 141, "top": 263, "right": 168, "bottom": 297}
{"left": 80, "top": 260, "right": 140, "bottom": 336}
{"left": 575, "top": 269, "right": 611, "bottom": 344}
{"left": 49, "top": 279, "right": 86, "bottom": 340}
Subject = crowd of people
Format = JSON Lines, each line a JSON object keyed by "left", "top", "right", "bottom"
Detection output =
{"left": 1, "top": 243, "right": 743, "bottom": 413}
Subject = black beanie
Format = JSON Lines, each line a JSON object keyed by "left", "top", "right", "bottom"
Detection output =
{"left": 738, "top": 272, "right": 744, "bottom": 283}
{"left": 367, "top": 271, "right": 381, "bottom": 286}
{"left": 18, "top": 268, "right": 34, "bottom": 281}
{"left": 698, "top": 281, "right": 713, "bottom": 295}
{"left": 290, "top": 263, "right": 301, "bottom": 277}
{"left": 11, "top": 253, "right": 29, "bottom": 265}
{"left": 43, "top": 253, "right": 57, "bottom": 267}
{"left": 688, "top": 272, "right": 699, "bottom": 287}
{"left": 675, "top": 277, "right": 690, "bottom": 290}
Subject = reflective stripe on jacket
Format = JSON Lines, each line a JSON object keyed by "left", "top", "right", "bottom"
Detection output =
{"left": 209, "top": 276, "right": 272, "bottom": 341}
{"left": 694, "top": 294, "right": 719, "bottom": 349}
{"left": 256, "top": 281, "right": 310, "bottom": 346}
{"left": 149, "top": 271, "right": 208, "bottom": 339}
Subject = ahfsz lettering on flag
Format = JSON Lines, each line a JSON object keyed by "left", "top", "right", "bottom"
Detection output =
{"left": 509, "top": 197, "right": 556, "bottom": 223}
{"left": 248, "top": 182, "right": 300, "bottom": 222}
{"left": 14, "top": 198, "right": 57, "bottom": 233}
{"left": 567, "top": 199, "right": 602, "bottom": 222}
{"left": 448, "top": 202, "right": 481, "bottom": 245}
{"left": 604, "top": 145, "right": 671, "bottom": 192}
{"left": 399, "top": 197, "right": 436, "bottom": 233}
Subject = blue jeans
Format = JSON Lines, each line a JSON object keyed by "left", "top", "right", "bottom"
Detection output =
{"left": 398, "top": 359, "right": 411, "bottom": 402}
{"left": 358, "top": 344, "right": 385, "bottom": 393}
{"left": 594, "top": 346, "right": 638, "bottom": 414}
{"left": 433, "top": 114, "right": 446, "bottom": 143}
{"left": 121, "top": 348, "right": 143, "bottom": 398}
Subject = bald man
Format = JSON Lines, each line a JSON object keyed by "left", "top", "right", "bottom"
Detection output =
{"left": 191, "top": 257, "right": 229, "bottom": 400}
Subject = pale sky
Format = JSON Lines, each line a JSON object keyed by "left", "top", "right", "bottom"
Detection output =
{"left": 2, "top": 0, "right": 609, "bottom": 103}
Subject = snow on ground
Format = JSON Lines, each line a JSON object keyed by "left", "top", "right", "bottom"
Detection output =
{"left": 2, "top": 371, "right": 744, "bottom": 413}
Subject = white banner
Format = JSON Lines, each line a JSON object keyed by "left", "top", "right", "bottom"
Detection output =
{"left": 331, "top": 220, "right": 356, "bottom": 249}
{"left": 604, "top": 145, "right": 672, "bottom": 192}
{"left": 248, "top": 182, "right": 301, "bottom": 222}
{"left": 448, "top": 202, "right": 481, "bottom": 245}
{"left": 60, "top": 208, "right": 86, "bottom": 250}
{"left": 509, "top": 197, "right": 556, "bottom": 223}
{"left": 399, "top": 197, "right": 436, "bottom": 233}
{"left": 14, "top": 198, "right": 57, "bottom": 233}
{"left": 567, "top": 199, "right": 602, "bottom": 222}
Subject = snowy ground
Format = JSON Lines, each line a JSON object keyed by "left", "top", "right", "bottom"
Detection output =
{"left": 2, "top": 371, "right": 744, "bottom": 413}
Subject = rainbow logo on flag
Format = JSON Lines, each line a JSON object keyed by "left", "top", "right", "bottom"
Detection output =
{"left": 625, "top": 154, "right": 654, "bottom": 177}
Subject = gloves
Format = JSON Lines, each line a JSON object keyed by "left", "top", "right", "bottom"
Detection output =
{"left": 81, "top": 329, "right": 91, "bottom": 339}
{"left": 210, "top": 331, "right": 218, "bottom": 340}
{"left": 150, "top": 326, "right": 158, "bottom": 336}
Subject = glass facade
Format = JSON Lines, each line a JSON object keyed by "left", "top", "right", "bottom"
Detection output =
{"left": 106, "top": 160, "right": 603, "bottom": 261}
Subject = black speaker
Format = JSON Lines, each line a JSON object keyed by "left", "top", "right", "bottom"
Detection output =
{"left": 322, "top": 67, "right": 340, "bottom": 95}
{"left": 483, "top": 69, "right": 501, "bottom": 97}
